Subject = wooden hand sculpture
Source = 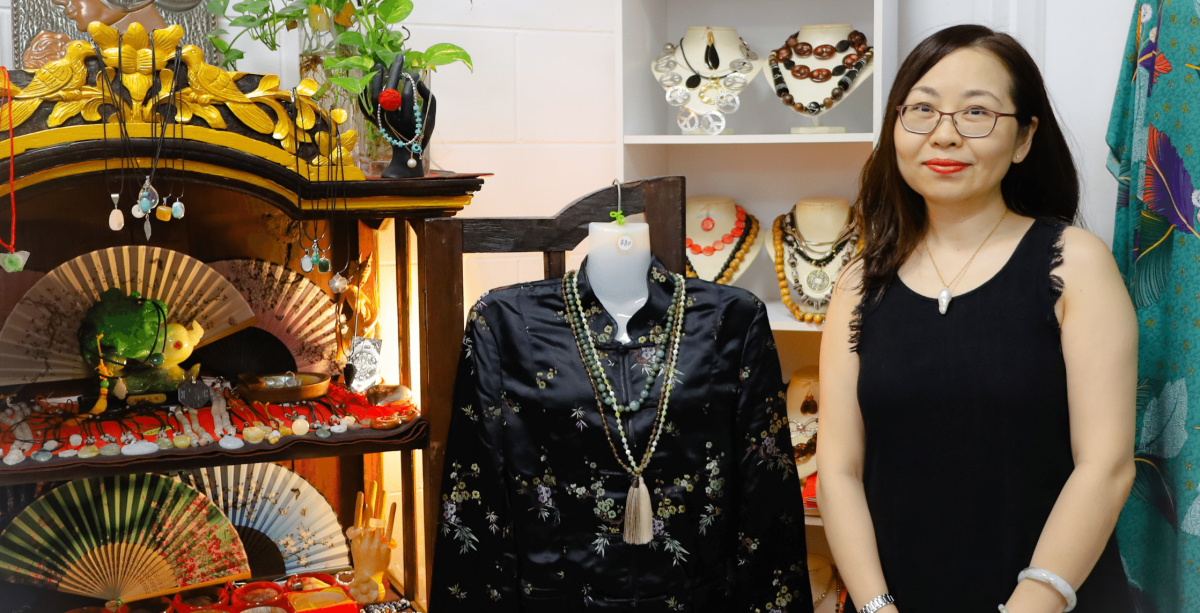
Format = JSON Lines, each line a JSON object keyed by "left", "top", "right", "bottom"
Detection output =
{"left": 345, "top": 481, "right": 398, "bottom": 604}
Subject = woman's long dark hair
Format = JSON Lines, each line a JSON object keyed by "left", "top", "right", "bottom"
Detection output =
{"left": 855, "top": 24, "right": 1078, "bottom": 296}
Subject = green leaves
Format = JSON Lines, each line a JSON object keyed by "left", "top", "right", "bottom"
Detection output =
{"left": 419, "top": 43, "right": 472, "bottom": 71}
{"left": 327, "top": 71, "right": 379, "bottom": 95}
{"left": 200, "top": 0, "right": 470, "bottom": 97}
{"left": 378, "top": 0, "right": 413, "bottom": 23}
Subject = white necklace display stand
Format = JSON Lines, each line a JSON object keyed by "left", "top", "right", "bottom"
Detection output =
{"left": 588, "top": 222, "right": 652, "bottom": 344}
{"left": 650, "top": 26, "right": 766, "bottom": 136}
{"left": 776, "top": 24, "right": 875, "bottom": 134}
{"left": 685, "top": 195, "right": 762, "bottom": 284}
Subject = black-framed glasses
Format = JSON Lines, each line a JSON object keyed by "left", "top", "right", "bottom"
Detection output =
{"left": 895, "top": 104, "right": 1017, "bottom": 138}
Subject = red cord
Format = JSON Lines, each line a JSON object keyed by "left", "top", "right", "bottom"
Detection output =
{"left": 0, "top": 66, "right": 13, "bottom": 253}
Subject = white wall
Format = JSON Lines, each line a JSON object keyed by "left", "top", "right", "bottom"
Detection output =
{"left": 0, "top": 0, "right": 1134, "bottom": 261}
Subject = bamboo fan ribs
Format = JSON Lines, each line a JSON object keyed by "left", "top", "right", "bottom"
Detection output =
{"left": 177, "top": 463, "right": 350, "bottom": 578}
{"left": 0, "top": 246, "right": 256, "bottom": 386}
{"left": 0, "top": 474, "right": 251, "bottom": 602}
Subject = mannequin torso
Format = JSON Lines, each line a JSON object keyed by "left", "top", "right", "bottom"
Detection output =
{"left": 651, "top": 26, "right": 765, "bottom": 135}
{"left": 685, "top": 195, "right": 762, "bottom": 284}
{"left": 587, "top": 222, "right": 651, "bottom": 344}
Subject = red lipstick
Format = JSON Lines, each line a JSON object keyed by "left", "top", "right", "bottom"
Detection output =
{"left": 924, "top": 158, "right": 969, "bottom": 174}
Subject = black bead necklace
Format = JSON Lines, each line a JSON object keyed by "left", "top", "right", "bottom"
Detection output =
{"left": 678, "top": 37, "right": 736, "bottom": 89}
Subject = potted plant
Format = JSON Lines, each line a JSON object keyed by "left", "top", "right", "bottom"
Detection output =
{"left": 204, "top": 0, "right": 471, "bottom": 171}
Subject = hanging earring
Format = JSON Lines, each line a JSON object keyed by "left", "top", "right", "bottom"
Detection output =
{"left": 800, "top": 392, "right": 818, "bottom": 414}
{"left": 705, "top": 31, "right": 719, "bottom": 70}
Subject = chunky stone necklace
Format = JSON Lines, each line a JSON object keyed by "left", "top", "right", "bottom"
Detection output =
{"left": 562, "top": 269, "right": 687, "bottom": 544}
{"left": 769, "top": 29, "right": 874, "bottom": 116}
{"left": 686, "top": 212, "right": 760, "bottom": 284}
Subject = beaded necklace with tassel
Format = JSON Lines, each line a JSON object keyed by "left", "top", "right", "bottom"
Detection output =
{"left": 562, "top": 269, "right": 686, "bottom": 544}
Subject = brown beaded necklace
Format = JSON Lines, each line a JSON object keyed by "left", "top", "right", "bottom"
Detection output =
{"left": 770, "top": 29, "right": 874, "bottom": 116}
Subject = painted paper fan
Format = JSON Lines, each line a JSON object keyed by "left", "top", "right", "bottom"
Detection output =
{"left": 0, "top": 246, "right": 257, "bottom": 385}
{"left": 207, "top": 259, "right": 340, "bottom": 375}
{"left": 0, "top": 474, "right": 251, "bottom": 601}
{"left": 178, "top": 463, "right": 351, "bottom": 577}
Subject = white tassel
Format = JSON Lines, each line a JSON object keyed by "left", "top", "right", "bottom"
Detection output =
{"left": 623, "top": 474, "right": 654, "bottom": 545}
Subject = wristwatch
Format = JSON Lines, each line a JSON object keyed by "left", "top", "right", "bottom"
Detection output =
{"left": 860, "top": 593, "right": 896, "bottom": 613}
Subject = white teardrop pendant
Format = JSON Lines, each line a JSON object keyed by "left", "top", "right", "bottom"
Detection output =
{"left": 938, "top": 287, "right": 952, "bottom": 315}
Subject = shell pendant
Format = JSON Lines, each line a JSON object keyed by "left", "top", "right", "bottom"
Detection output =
{"left": 938, "top": 288, "right": 951, "bottom": 315}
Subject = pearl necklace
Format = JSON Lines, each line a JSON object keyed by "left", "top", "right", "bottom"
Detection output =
{"left": 563, "top": 269, "right": 686, "bottom": 544}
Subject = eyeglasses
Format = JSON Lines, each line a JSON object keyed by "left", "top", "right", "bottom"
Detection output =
{"left": 895, "top": 104, "right": 1017, "bottom": 138}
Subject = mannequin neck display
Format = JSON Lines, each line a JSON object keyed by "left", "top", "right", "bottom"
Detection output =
{"left": 587, "top": 222, "right": 652, "bottom": 344}
{"left": 651, "top": 26, "right": 765, "bottom": 136}
{"left": 777, "top": 24, "right": 875, "bottom": 133}
{"left": 787, "top": 369, "right": 818, "bottom": 480}
{"left": 769, "top": 198, "right": 856, "bottom": 323}
{"left": 793, "top": 197, "right": 850, "bottom": 243}
{"left": 684, "top": 196, "right": 762, "bottom": 284}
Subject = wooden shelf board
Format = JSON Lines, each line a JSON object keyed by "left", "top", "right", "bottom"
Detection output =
{"left": 0, "top": 419, "right": 428, "bottom": 487}
{"left": 805, "top": 514, "right": 824, "bottom": 526}
{"left": 623, "top": 133, "right": 876, "bottom": 145}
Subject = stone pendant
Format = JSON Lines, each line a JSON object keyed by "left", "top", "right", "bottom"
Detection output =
{"left": 144, "top": 217, "right": 152, "bottom": 240}
{"left": 300, "top": 248, "right": 314, "bottom": 272}
{"left": 938, "top": 287, "right": 951, "bottom": 315}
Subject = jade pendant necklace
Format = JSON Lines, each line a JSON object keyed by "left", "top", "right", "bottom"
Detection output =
{"left": 562, "top": 269, "right": 686, "bottom": 545}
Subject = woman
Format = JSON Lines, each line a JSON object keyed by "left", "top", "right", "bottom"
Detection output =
{"left": 818, "top": 24, "right": 1136, "bottom": 613}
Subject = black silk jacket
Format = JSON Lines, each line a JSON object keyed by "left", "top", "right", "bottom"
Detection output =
{"left": 430, "top": 259, "right": 811, "bottom": 613}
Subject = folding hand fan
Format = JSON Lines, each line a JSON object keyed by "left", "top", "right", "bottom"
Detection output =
{"left": 0, "top": 473, "right": 251, "bottom": 601}
{"left": 207, "top": 259, "right": 340, "bottom": 375}
{"left": 178, "top": 462, "right": 351, "bottom": 578}
{"left": 0, "top": 246, "right": 257, "bottom": 386}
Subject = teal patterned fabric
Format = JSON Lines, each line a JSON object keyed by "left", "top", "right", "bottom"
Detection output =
{"left": 1109, "top": 1, "right": 1200, "bottom": 611}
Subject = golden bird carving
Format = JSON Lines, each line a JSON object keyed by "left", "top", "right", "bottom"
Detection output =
{"left": 180, "top": 45, "right": 274, "bottom": 133}
{"left": 0, "top": 41, "right": 94, "bottom": 130}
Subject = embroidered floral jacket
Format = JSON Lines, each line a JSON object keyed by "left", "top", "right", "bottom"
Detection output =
{"left": 431, "top": 259, "right": 811, "bottom": 613}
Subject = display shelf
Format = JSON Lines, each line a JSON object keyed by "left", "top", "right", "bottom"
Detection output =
{"left": 0, "top": 417, "right": 428, "bottom": 487}
{"left": 766, "top": 300, "right": 825, "bottom": 332}
{"left": 624, "top": 133, "right": 876, "bottom": 145}
{"left": 805, "top": 514, "right": 824, "bottom": 526}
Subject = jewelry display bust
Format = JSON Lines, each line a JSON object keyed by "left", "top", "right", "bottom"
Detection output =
{"left": 768, "top": 197, "right": 858, "bottom": 323}
{"left": 770, "top": 24, "right": 875, "bottom": 134}
{"left": 651, "top": 26, "right": 765, "bottom": 135}
{"left": 587, "top": 221, "right": 652, "bottom": 344}
{"left": 684, "top": 195, "right": 762, "bottom": 285}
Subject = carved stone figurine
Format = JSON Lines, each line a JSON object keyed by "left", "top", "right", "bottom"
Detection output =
{"left": 344, "top": 481, "right": 398, "bottom": 604}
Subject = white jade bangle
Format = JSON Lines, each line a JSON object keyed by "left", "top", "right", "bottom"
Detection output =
{"left": 998, "top": 606, "right": 1010, "bottom": 613}
{"left": 1018, "top": 567, "right": 1078, "bottom": 612}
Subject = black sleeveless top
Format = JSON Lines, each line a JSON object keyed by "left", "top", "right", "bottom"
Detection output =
{"left": 850, "top": 219, "right": 1132, "bottom": 612}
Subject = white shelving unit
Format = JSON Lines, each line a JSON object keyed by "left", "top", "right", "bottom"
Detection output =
{"left": 614, "top": 0, "right": 898, "bottom": 558}
{"left": 614, "top": 0, "right": 897, "bottom": 341}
